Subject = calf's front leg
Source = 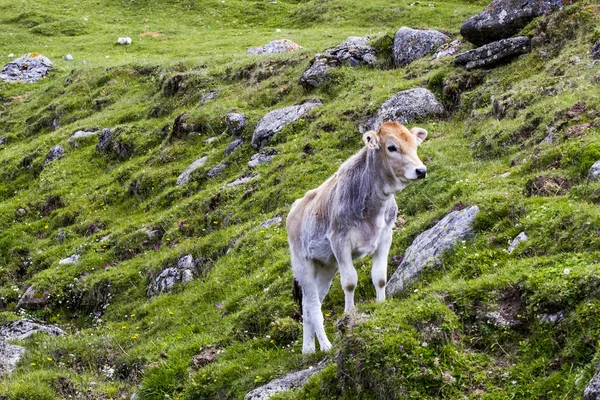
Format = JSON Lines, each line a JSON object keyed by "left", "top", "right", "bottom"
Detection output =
{"left": 330, "top": 238, "right": 358, "bottom": 313}
{"left": 371, "top": 226, "right": 393, "bottom": 303}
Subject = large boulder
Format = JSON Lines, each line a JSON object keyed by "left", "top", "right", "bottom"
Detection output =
{"left": 252, "top": 100, "right": 322, "bottom": 149}
{"left": 0, "top": 53, "right": 53, "bottom": 83}
{"left": 361, "top": 88, "right": 444, "bottom": 133}
{"left": 176, "top": 156, "right": 208, "bottom": 186}
{"left": 147, "top": 254, "right": 197, "bottom": 297}
{"left": 247, "top": 39, "right": 303, "bottom": 55}
{"left": 460, "top": 0, "right": 571, "bottom": 47}
{"left": 244, "top": 361, "right": 327, "bottom": 400}
{"left": 454, "top": 36, "right": 531, "bottom": 70}
{"left": 43, "top": 145, "right": 64, "bottom": 167}
{"left": 393, "top": 27, "right": 449, "bottom": 67}
{"left": 300, "top": 37, "right": 377, "bottom": 88}
{"left": 387, "top": 206, "right": 479, "bottom": 296}
{"left": 16, "top": 286, "right": 50, "bottom": 310}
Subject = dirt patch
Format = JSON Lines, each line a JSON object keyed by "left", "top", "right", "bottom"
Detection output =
{"left": 566, "top": 123, "right": 591, "bottom": 138}
{"left": 140, "top": 31, "right": 160, "bottom": 37}
{"left": 526, "top": 176, "right": 570, "bottom": 197}
{"left": 567, "top": 102, "right": 587, "bottom": 118}
{"left": 191, "top": 347, "right": 220, "bottom": 370}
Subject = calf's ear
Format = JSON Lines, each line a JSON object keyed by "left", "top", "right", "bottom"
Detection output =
{"left": 411, "top": 127, "right": 428, "bottom": 145}
{"left": 362, "top": 130, "right": 380, "bottom": 150}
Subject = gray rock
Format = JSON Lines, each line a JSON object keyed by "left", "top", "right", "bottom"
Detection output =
{"left": 540, "top": 128, "right": 555, "bottom": 145}
{"left": 588, "top": 160, "right": 600, "bottom": 181}
{"left": 56, "top": 231, "right": 66, "bottom": 243}
{"left": 0, "top": 319, "right": 65, "bottom": 341}
{"left": 244, "top": 361, "right": 326, "bottom": 400}
{"left": 300, "top": 37, "right": 378, "bottom": 88}
{"left": 247, "top": 39, "right": 303, "bottom": 55}
{"left": 201, "top": 91, "right": 218, "bottom": 104}
{"left": 248, "top": 149, "right": 279, "bottom": 168}
{"left": 206, "top": 163, "right": 227, "bottom": 178}
{"left": 96, "top": 128, "right": 113, "bottom": 151}
{"left": 460, "top": 0, "right": 572, "bottom": 47}
{"left": 361, "top": 88, "right": 444, "bottom": 133}
{"left": 252, "top": 100, "right": 322, "bottom": 149}
{"left": 117, "top": 37, "right": 132, "bottom": 45}
{"left": 0, "top": 136, "right": 6, "bottom": 145}
{"left": 393, "top": 27, "right": 449, "bottom": 67}
{"left": 387, "top": 206, "right": 479, "bottom": 296}
{"left": 507, "top": 232, "right": 527, "bottom": 254}
{"left": 16, "top": 208, "right": 26, "bottom": 216}
{"left": 16, "top": 287, "right": 50, "bottom": 310}
{"left": 537, "top": 312, "right": 564, "bottom": 325}
{"left": 258, "top": 216, "right": 283, "bottom": 229}
{"left": 176, "top": 156, "right": 208, "bottom": 186}
{"left": 0, "top": 53, "right": 53, "bottom": 83}
{"left": 225, "top": 113, "right": 246, "bottom": 135}
{"left": 0, "top": 341, "right": 25, "bottom": 377}
{"left": 147, "top": 254, "right": 197, "bottom": 297}
{"left": 431, "top": 40, "right": 462, "bottom": 60}
{"left": 224, "top": 138, "right": 244, "bottom": 157}
{"left": 64, "top": 54, "right": 74, "bottom": 61}
{"left": 585, "top": 364, "right": 600, "bottom": 400}
{"left": 221, "top": 174, "right": 259, "bottom": 189}
{"left": 203, "top": 136, "right": 220, "bottom": 144}
{"left": 454, "top": 36, "right": 531, "bottom": 70}
{"left": 68, "top": 129, "right": 99, "bottom": 146}
{"left": 593, "top": 38, "right": 600, "bottom": 59}
{"left": 59, "top": 254, "right": 81, "bottom": 265}
{"left": 44, "top": 145, "right": 64, "bottom": 167}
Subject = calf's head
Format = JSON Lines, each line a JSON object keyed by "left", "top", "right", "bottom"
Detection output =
{"left": 363, "top": 121, "right": 428, "bottom": 182}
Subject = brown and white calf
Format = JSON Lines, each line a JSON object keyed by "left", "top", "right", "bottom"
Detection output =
{"left": 286, "top": 121, "right": 428, "bottom": 353}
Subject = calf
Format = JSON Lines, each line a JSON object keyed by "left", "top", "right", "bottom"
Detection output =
{"left": 286, "top": 121, "right": 428, "bottom": 353}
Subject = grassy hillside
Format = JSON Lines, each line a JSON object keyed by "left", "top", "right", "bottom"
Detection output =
{"left": 1, "top": 0, "right": 600, "bottom": 398}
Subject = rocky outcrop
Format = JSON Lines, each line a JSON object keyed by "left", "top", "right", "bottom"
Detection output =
{"left": 507, "top": 232, "right": 527, "bottom": 254}
{"left": 16, "top": 286, "right": 50, "bottom": 310}
{"left": 176, "top": 156, "right": 207, "bottom": 186}
{"left": 431, "top": 40, "right": 462, "bottom": 60}
{"left": 206, "top": 163, "right": 227, "bottom": 178}
{"left": 224, "top": 138, "right": 244, "bottom": 157}
{"left": 225, "top": 113, "right": 246, "bottom": 135}
{"left": 300, "top": 37, "right": 377, "bottom": 88}
{"left": 460, "top": 0, "right": 572, "bottom": 46}
{"left": 248, "top": 149, "right": 279, "bottom": 168}
{"left": 454, "top": 36, "right": 530, "bottom": 70}
{"left": 393, "top": 27, "right": 449, "bottom": 67}
{"left": 387, "top": 206, "right": 479, "bottom": 296}
{"left": 361, "top": 88, "right": 444, "bottom": 132}
{"left": 252, "top": 100, "right": 321, "bottom": 149}
{"left": 96, "top": 128, "right": 113, "bottom": 151}
{"left": 244, "top": 361, "right": 327, "bottom": 400}
{"left": 147, "top": 255, "right": 197, "bottom": 298}
{"left": 588, "top": 160, "right": 600, "bottom": 181}
{"left": 0, "top": 54, "right": 53, "bottom": 83}
{"left": 44, "top": 145, "right": 64, "bottom": 167}
{"left": 247, "top": 39, "right": 303, "bottom": 55}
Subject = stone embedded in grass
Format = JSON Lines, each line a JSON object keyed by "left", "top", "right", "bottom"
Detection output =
{"left": 0, "top": 53, "right": 53, "bottom": 83}
{"left": 299, "top": 36, "right": 377, "bottom": 88}
{"left": 592, "top": 38, "right": 600, "bottom": 59}
{"left": 0, "top": 341, "right": 25, "bottom": 376}
{"left": 96, "top": 128, "right": 113, "bottom": 151}
{"left": 507, "top": 232, "right": 527, "bottom": 254}
{"left": 147, "top": 254, "right": 198, "bottom": 297}
{"left": 247, "top": 39, "right": 303, "bottom": 55}
{"left": 59, "top": 254, "right": 80, "bottom": 265}
{"left": 117, "top": 37, "right": 132, "bottom": 45}
{"left": 361, "top": 88, "right": 444, "bottom": 133}
{"left": 588, "top": 160, "right": 600, "bottom": 181}
{"left": 224, "top": 138, "right": 244, "bottom": 157}
{"left": 16, "top": 286, "right": 50, "bottom": 310}
{"left": 176, "top": 156, "right": 207, "bottom": 186}
{"left": 68, "top": 129, "right": 100, "bottom": 147}
{"left": 56, "top": 231, "right": 66, "bottom": 243}
{"left": 431, "top": 40, "right": 462, "bottom": 60}
{"left": 224, "top": 112, "right": 246, "bottom": 136}
{"left": 526, "top": 176, "right": 570, "bottom": 196}
{"left": 191, "top": 347, "right": 221, "bottom": 370}
{"left": 585, "top": 364, "right": 600, "bottom": 400}
{"left": 386, "top": 206, "right": 479, "bottom": 297}
{"left": 221, "top": 174, "right": 259, "bottom": 189}
{"left": 392, "top": 27, "right": 449, "bottom": 67}
{"left": 201, "top": 90, "right": 219, "bottom": 105}
{"left": 244, "top": 360, "right": 327, "bottom": 400}
{"left": 460, "top": 0, "right": 572, "bottom": 47}
{"left": 206, "top": 163, "right": 227, "bottom": 178}
{"left": 257, "top": 216, "right": 283, "bottom": 229}
{"left": 252, "top": 100, "right": 322, "bottom": 149}
{"left": 454, "top": 36, "right": 531, "bottom": 70}
{"left": 64, "top": 54, "right": 73, "bottom": 61}
{"left": 248, "top": 149, "right": 279, "bottom": 169}
{"left": 0, "top": 136, "right": 6, "bottom": 145}
{"left": 0, "top": 319, "right": 65, "bottom": 341}
{"left": 43, "top": 145, "right": 64, "bottom": 167}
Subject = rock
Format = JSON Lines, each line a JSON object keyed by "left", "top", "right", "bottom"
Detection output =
{"left": 392, "top": 27, "right": 449, "bottom": 67}
{"left": 16, "top": 208, "right": 26, "bottom": 216}
{"left": 117, "top": 37, "right": 132, "bottom": 45}
{"left": 0, "top": 341, "right": 25, "bottom": 377}
{"left": 0, "top": 53, "right": 53, "bottom": 83}
{"left": 206, "top": 163, "right": 227, "bottom": 178}
{"left": 59, "top": 254, "right": 81, "bottom": 265}
{"left": 203, "top": 136, "right": 220, "bottom": 144}
{"left": 460, "top": 0, "right": 572, "bottom": 47}
{"left": 299, "top": 37, "right": 377, "bottom": 88}
{"left": 244, "top": 361, "right": 327, "bottom": 400}
{"left": 96, "top": 128, "right": 113, "bottom": 151}
{"left": 537, "top": 312, "right": 564, "bottom": 324}
{"left": 0, "top": 136, "right": 6, "bottom": 145}
{"left": 68, "top": 129, "right": 100, "bottom": 146}
{"left": 386, "top": 206, "right": 479, "bottom": 296}
{"left": 56, "top": 231, "right": 66, "bottom": 243}
{"left": 191, "top": 348, "right": 220, "bottom": 369}
{"left": 64, "top": 54, "right": 74, "bottom": 61}
{"left": 507, "top": 231, "right": 527, "bottom": 254}
{"left": 147, "top": 254, "right": 197, "bottom": 297}
{"left": 16, "top": 287, "right": 50, "bottom": 310}
{"left": 248, "top": 149, "right": 279, "bottom": 168}
{"left": 588, "top": 160, "right": 600, "bottom": 181}
{"left": 201, "top": 91, "right": 218, "bottom": 104}
{"left": 592, "top": 38, "right": 600, "bottom": 59}
{"left": 0, "top": 319, "right": 64, "bottom": 341}
{"left": 567, "top": 102, "right": 587, "bottom": 118}
{"left": 566, "top": 123, "right": 591, "bottom": 138}
{"left": 44, "top": 145, "right": 64, "bottom": 167}
{"left": 224, "top": 138, "right": 244, "bottom": 157}
{"left": 585, "top": 364, "right": 600, "bottom": 400}
{"left": 247, "top": 39, "right": 303, "bottom": 55}
{"left": 479, "top": 311, "right": 514, "bottom": 327}
{"left": 526, "top": 176, "right": 570, "bottom": 196}
{"left": 454, "top": 36, "right": 531, "bottom": 70}
{"left": 221, "top": 174, "right": 259, "bottom": 189}
{"left": 225, "top": 113, "right": 246, "bottom": 135}
{"left": 257, "top": 216, "right": 283, "bottom": 229}
{"left": 361, "top": 88, "right": 444, "bottom": 133}
{"left": 540, "top": 127, "right": 555, "bottom": 144}
{"left": 431, "top": 40, "right": 462, "bottom": 60}
{"left": 176, "top": 156, "right": 207, "bottom": 186}
{"left": 252, "top": 100, "right": 322, "bottom": 149}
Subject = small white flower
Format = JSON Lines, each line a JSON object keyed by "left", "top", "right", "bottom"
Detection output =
{"left": 563, "top": 268, "right": 570, "bottom": 275}
{"left": 421, "top": 342, "right": 428, "bottom": 347}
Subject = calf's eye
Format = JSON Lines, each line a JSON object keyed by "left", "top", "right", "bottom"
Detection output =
{"left": 387, "top": 145, "right": 397, "bottom": 152}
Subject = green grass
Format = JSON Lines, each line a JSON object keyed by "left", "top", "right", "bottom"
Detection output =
{"left": 1, "top": 0, "right": 600, "bottom": 398}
